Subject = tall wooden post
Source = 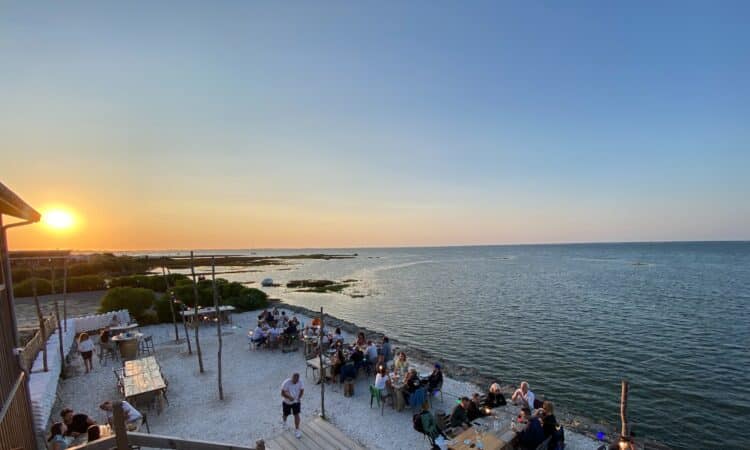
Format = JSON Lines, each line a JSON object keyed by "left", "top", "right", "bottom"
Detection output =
{"left": 319, "top": 306, "right": 325, "bottom": 419}
{"left": 169, "top": 267, "right": 192, "bottom": 355}
{"left": 190, "top": 251, "right": 204, "bottom": 373}
{"left": 62, "top": 258, "right": 68, "bottom": 331}
{"left": 620, "top": 379, "right": 630, "bottom": 440}
{"left": 31, "top": 263, "right": 48, "bottom": 372}
{"left": 112, "top": 401, "right": 129, "bottom": 450}
{"left": 51, "top": 260, "right": 64, "bottom": 372}
{"left": 161, "top": 266, "right": 179, "bottom": 341}
{"left": 212, "top": 257, "right": 224, "bottom": 400}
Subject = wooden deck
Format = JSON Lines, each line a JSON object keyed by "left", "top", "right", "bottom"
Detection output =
{"left": 267, "top": 417, "right": 366, "bottom": 450}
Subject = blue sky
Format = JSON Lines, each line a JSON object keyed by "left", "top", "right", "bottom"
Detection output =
{"left": 2, "top": 1, "right": 749, "bottom": 249}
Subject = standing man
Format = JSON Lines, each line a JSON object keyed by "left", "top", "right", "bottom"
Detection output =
{"left": 281, "top": 372, "right": 304, "bottom": 439}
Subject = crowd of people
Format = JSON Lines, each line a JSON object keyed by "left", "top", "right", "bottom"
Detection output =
{"left": 48, "top": 400, "right": 144, "bottom": 449}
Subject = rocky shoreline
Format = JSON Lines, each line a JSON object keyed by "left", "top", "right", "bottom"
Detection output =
{"left": 274, "top": 298, "right": 621, "bottom": 445}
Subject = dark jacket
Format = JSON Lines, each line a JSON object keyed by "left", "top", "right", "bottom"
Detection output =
{"left": 517, "top": 417, "right": 545, "bottom": 450}
{"left": 450, "top": 404, "right": 470, "bottom": 428}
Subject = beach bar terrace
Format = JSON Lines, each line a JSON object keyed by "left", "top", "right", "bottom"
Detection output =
{"left": 0, "top": 181, "right": 42, "bottom": 450}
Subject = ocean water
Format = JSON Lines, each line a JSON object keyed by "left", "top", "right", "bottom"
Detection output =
{"left": 148, "top": 242, "right": 750, "bottom": 449}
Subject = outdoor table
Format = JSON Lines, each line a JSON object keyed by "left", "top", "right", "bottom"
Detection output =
{"left": 122, "top": 368, "right": 168, "bottom": 414}
{"left": 124, "top": 356, "right": 160, "bottom": 377}
{"left": 306, "top": 356, "right": 331, "bottom": 383}
{"left": 390, "top": 378, "right": 407, "bottom": 411}
{"left": 447, "top": 405, "right": 521, "bottom": 450}
{"left": 449, "top": 427, "right": 505, "bottom": 450}
{"left": 111, "top": 332, "right": 143, "bottom": 359}
{"left": 180, "top": 305, "right": 236, "bottom": 325}
{"left": 110, "top": 323, "right": 139, "bottom": 333}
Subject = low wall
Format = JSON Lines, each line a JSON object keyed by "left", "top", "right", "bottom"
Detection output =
{"left": 75, "top": 310, "right": 130, "bottom": 334}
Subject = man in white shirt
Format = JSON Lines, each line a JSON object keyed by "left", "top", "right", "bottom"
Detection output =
{"left": 99, "top": 400, "right": 143, "bottom": 431}
{"left": 249, "top": 323, "right": 267, "bottom": 346}
{"left": 511, "top": 381, "right": 536, "bottom": 411}
{"left": 281, "top": 373, "right": 305, "bottom": 439}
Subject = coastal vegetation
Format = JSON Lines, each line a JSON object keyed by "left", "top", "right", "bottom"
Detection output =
{"left": 98, "top": 277, "right": 268, "bottom": 324}
{"left": 286, "top": 279, "right": 359, "bottom": 293}
{"left": 11, "top": 252, "right": 356, "bottom": 298}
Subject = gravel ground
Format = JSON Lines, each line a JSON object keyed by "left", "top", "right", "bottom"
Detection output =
{"left": 52, "top": 309, "right": 601, "bottom": 450}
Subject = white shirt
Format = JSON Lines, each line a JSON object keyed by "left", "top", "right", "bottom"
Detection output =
{"left": 252, "top": 327, "right": 265, "bottom": 340}
{"left": 105, "top": 401, "right": 142, "bottom": 423}
{"left": 78, "top": 339, "right": 95, "bottom": 353}
{"left": 514, "top": 388, "right": 535, "bottom": 409}
{"left": 281, "top": 378, "right": 305, "bottom": 405}
{"left": 375, "top": 373, "right": 390, "bottom": 390}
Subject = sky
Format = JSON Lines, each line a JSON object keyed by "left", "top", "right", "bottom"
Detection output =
{"left": 2, "top": 1, "right": 749, "bottom": 250}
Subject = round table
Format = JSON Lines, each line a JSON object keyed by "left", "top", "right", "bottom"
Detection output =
{"left": 111, "top": 333, "right": 143, "bottom": 359}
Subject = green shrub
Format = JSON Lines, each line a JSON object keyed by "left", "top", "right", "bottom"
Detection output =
{"left": 154, "top": 295, "right": 176, "bottom": 323}
{"left": 13, "top": 278, "right": 52, "bottom": 297}
{"left": 99, "top": 287, "right": 156, "bottom": 320}
{"left": 109, "top": 274, "right": 189, "bottom": 292}
{"left": 139, "top": 309, "right": 160, "bottom": 325}
{"left": 225, "top": 287, "right": 268, "bottom": 312}
{"left": 62, "top": 275, "right": 106, "bottom": 292}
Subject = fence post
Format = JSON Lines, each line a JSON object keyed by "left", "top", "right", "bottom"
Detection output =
{"left": 319, "top": 307, "right": 325, "bottom": 419}
{"left": 112, "top": 401, "right": 129, "bottom": 450}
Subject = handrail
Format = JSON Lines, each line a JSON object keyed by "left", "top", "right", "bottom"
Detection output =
{"left": 69, "top": 433, "right": 254, "bottom": 450}
{"left": 0, "top": 371, "right": 25, "bottom": 424}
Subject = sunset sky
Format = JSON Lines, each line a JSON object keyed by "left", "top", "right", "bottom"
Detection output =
{"left": 2, "top": 2, "right": 749, "bottom": 250}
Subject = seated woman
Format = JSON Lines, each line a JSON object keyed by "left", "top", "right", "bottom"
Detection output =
{"left": 48, "top": 422, "right": 68, "bottom": 450}
{"left": 515, "top": 407, "right": 545, "bottom": 450}
{"left": 394, "top": 352, "right": 409, "bottom": 374}
{"left": 485, "top": 382, "right": 507, "bottom": 407}
{"left": 355, "top": 331, "right": 367, "bottom": 348}
{"left": 331, "top": 327, "right": 344, "bottom": 344}
{"left": 373, "top": 364, "right": 392, "bottom": 395}
{"left": 426, "top": 363, "right": 443, "bottom": 393}
{"left": 402, "top": 368, "right": 421, "bottom": 404}
{"left": 250, "top": 323, "right": 267, "bottom": 345}
{"left": 539, "top": 401, "right": 558, "bottom": 439}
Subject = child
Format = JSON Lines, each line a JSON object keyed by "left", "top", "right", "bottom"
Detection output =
{"left": 78, "top": 333, "right": 95, "bottom": 373}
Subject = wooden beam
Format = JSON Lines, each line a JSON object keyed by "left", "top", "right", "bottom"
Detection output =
{"left": 128, "top": 432, "right": 254, "bottom": 450}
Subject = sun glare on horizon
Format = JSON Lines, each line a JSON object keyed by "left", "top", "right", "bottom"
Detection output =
{"left": 43, "top": 209, "right": 75, "bottom": 230}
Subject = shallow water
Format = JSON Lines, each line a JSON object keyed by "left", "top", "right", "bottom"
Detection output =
{"left": 147, "top": 242, "right": 750, "bottom": 449}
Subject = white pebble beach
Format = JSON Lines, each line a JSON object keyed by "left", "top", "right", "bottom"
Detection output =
{"left": 52, "top": 308, "right": 602, "bottom": 450}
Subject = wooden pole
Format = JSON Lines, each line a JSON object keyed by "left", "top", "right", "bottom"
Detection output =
{"left": 62, "top": 258, "right": 68, "bottom": 332}
{"left": 161, "top": 266, "right": 179, "bottom": 341}
{"left": 112, "top": 401, "right": 129, "bottom": 450}
{"left": 31, "top": 263, "right": 48, "bottom": 372}
{"left": 169, "top": 267, "right": 192, "bottom": 355}
{"left": 620, "top": 379, "right": 630, "bottom": 439}
{"left": 190, "top": 251, "right": 204, "bottom": 373}
{"left": 51, "top": 260, "right": 64, "bottom": 373}
{"left": 319, "top": 306, "right": 325, "bottom": 419}
{"left": 212, "top": 256, "right": 224, "bottom": 400}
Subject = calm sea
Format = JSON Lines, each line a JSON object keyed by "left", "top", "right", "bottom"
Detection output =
{"left": 144, "top": 242, "right": 750, "bottom": 449}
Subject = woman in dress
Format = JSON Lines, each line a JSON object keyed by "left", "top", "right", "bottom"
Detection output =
{"left": 78, "top": 333, "right": 95, "bottom": 373}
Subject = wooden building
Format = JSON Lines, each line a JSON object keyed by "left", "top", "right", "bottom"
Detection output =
{"left": 0, "top": 181, "right": 41, "bottom": 449}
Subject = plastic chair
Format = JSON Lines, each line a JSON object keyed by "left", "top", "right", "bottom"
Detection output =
{"left": 369, "top": 385, "right": 391, "bottom": 415}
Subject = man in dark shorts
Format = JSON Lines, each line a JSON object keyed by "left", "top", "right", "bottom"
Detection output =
{"left": 61, "top": 407, "right": 96, "bottom": 437}
{"left": 281, "top": 372, "right": 304, "bottom": 439}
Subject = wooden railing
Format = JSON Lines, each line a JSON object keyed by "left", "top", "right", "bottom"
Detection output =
{"left": 20, "top": 314, "right": 57, "bottom": 372}
{"left": 69, "top": 401, "right": 258, "bottom": 450}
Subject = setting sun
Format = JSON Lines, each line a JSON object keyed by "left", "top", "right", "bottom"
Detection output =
{"left": 43, "top": 210, "right": 75, "bottom": 229}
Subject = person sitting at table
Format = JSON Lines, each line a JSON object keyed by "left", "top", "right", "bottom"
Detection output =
{"left": 402, "top": 368, "right": 422, "bottom": 404}
{"left": 99, "top": 400, "right": 143, "bottom": 431}
{"left": 280, "top": 311, "right": 289, "bottom": 326}
{"left": 283, "top": 320, "right": 298, "bottom": 344}
{"left": 512, "top": 381, "right": 537, "bottom": 410}
{"left": 485, "top": 382, "right": 507, "bottom": 407}
{"left": 374, "top": 364, "right": 392, "bottom": 395}
{"left": 61, "top": 408, "right": 96, "bottom": 438}
{"left": 355, "top": 331, "right": 367, "bottom": 348}
{"left": 418, "top": 400, "right": 446, "bottom": 445}
{"left": 365, "top": 340, "right": 378, "bottom": 364}
{"left": 257, "top": 309, "right": 272, "bottom": 323}
{"left": 339, "top": 360, "right": 357, "bottom": 383}
{"left": 86, "top": 424, "right": 101, "bottom": 442}
{"left": 331, "top": 327, "right": 344, "bottom": 345}
{"left": 350, "top": 346, "right": 365, "bottom": 373}
{"left": 311, "top": 317, "right": 321, "bottom": 328}
{"left": 449, "top": 397, "right": 472, "bottom": 430}
{"left": 515, "top": 406, "right": 545, "bottom": 450}
{"left": 250, "top": 323, "right": 267, "bottom": 346}
{"left": 426, "top": 363, "right": 443, "bottom": 394}
{"left": 272, "top": 306, "right": 280, "bottom": 321}
{"left": 109, "top": 315, "right": 121, "bottom": 327}
{"left": 290, "top": 315, "right": 300, "bottom": 327}
{"left": 394, "top": 351, "right": 409, "bottom": 374}
{"left": 538, "top": 400, "right": 558, "bottom": 439}
{"left": 48, "top": 422, "right": 68, "bottom": 450}
{"left": 467, "top": 392, "right": 486, "bottom": 421}
{"left": 378, "top": 336, "right": 392, "bottom": 365}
